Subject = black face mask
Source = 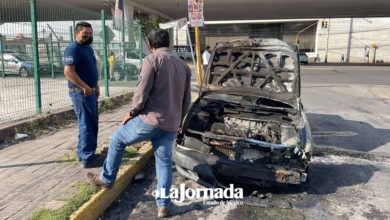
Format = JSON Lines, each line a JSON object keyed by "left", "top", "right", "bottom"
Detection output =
{"left": 80, "top": 35, "right": 93, "bottom": 45}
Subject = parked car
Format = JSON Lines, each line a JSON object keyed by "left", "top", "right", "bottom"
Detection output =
{"left": 0, "top": 53, "right": 56, "bottom": 77}
{"left": 173, "top": 38, "right": 313, "bottom": 187}
{"left": 125, "top": 51, "right": 145, "bottom": 69}
{"left": 299, "top": 52, "right": 308, "bottom": 64}
{"left": 112, "top": 59, "right": 138, "bottom": 81}
{"left": 174, "top": 45, "right": 195, "bottom": 61}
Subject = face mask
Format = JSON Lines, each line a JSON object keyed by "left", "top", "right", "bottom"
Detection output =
{"left": 80, "top": 35, "right": 93, "bottom": 45}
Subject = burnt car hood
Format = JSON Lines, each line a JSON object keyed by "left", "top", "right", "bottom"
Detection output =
{"left": 202, "top": 38, "right": 300, "bottom": 109}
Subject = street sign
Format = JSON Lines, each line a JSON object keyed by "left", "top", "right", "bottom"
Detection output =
{"left": 99, "top": 26, "right": 115, "bottom": 43}
{"left": 188, "top": 0, "right": 204, "bottom": 27}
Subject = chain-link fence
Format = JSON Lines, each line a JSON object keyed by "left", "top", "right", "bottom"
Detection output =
{"left": 0, "top": 0, "right": 142, "bottom": 124}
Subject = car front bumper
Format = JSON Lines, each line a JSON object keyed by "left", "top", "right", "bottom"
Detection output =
{"left": 173, "top": 143, "right": 308, "bottom": 187}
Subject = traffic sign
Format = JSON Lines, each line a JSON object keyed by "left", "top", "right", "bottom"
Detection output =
{"left": 99, "top": 26, "right": 115, "bottom": 43}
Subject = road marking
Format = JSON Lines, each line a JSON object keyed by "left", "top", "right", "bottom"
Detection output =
{"left": 301, "top": 67, "right": 334, "bottom": 70}
{"left": 312, "top": 131, "right": 358, "bottom": 137}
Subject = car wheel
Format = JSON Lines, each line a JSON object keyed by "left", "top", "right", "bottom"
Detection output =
{"left": 114, "top": 71, "right": 121, "bottom": 81}
{"left": 19, "top": 68, "right": 29, "bottom": 77}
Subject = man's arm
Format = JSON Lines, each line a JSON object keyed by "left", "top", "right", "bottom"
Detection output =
{"left": 128, "top": 57, "right": 156, "bottom": 117}
{"left": 181, "top": 66, "right": 192, "bottom": 121}
{"left": 95, "top": 84, "right": 100, "bottom": 98}
{"left": 64, "top": 65, "right": 93, "bottom": 96}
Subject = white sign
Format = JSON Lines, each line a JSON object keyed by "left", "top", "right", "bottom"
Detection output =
{"left": 153, "top": 184, "right": 243, "bottom": 203}
{"left": 188, "top": 0, "right": 204, "bottom": 27}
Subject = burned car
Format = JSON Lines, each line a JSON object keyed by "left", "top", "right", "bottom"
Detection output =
{"left": 173, "top": 38, "right": 313, "bottom": 187}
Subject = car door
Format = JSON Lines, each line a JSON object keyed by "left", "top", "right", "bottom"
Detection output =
{"left": 125, "top": 52, "right": 141, "bottom": 68}
{"left": 0, "top": 55, "right": 4, "bottom": 74}
{"left": 3, "top": 54, "right": 14, "bottom": 74}
{"left": 6, "top": 55, "right": 19, "bottom": 74}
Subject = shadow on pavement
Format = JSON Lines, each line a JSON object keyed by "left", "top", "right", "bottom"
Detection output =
{"left": 307, "top": 113, "right": 390, "bottom": 152}
{"left": 0, "top": 160, "right": 75, "bottom": 169}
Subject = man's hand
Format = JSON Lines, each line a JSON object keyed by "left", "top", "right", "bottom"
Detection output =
{"left": 82, "top": 87, "right": 93, "bottom": 96}
{"left": 121, "top": 115, "right": 133, "bottom": 125}
{"left": 95, "top": 85, "right": 100, "bottom": 98}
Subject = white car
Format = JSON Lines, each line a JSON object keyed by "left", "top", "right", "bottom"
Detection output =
{"left": 125, "top": 51, "right": 145, "bottom": 69}
{"left": 174, "top": 45, "right": 195, "bottom": 61}
{"left": 299, "top": 52, "right": 308, "bottom": 65}
{"left": 0, "top": 53, "right": 53, "bottom": 77}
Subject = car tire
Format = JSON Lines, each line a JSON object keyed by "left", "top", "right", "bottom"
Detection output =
{"left": 114, "top": 71, "right": 121, "bottom": 81}
{"left": 19, "top": 68, "right": 29, "bottom": 77}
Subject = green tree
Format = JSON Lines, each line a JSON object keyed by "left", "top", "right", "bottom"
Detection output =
{"left": 139, "top": 16, "right": 166, "bottom": 35}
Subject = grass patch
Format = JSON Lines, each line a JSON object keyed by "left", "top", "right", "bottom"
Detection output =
{"left": 29, "top": 182, "right": 99, "bottom": 220}
{"left": 98, "top": 93, "right": 133, "bottom": 113}
{"left": 122, "top": 146, "right": 140, "bottom": 162}
{"left": 3, "top": 92, "right": 133, "bottom": 144}
{"left": 55, "top": 141, "right": 142, "bottom": 164}
{"left": 56, "top": 150, "right": 78, "bottom": 164}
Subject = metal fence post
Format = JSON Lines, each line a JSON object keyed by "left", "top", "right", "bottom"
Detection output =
{"left": 138, "top": 24, "right": 143, "bottom": 66}
{"left": 121, "top": 0, "right": 126, "bottom": 71}
{"left": 57, "top": 42, "right": 62, "bottom": 68}
{"left": 69, "top": 26, "right": 73, "bottom": 42}
{"left": 101, "top": 10, "right": 109, "bottom": 97}
{"left": 72, "top": 21, "right": 76, "bottom": 42}
{"left": 0, "top": 34, "right": 4, "bottom": 78}
{"left": 30, "top": 0, "right": 41, "bottom": 113}
{"left": 49, "top": 33, "right": 55, "bottom": 78}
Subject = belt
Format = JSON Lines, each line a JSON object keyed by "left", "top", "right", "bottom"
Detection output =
{"left": 69, "top": 87, "right": 96, "bottom": 93}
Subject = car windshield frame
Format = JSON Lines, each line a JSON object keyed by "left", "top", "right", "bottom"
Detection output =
{"left": 13, "top": 54, "right": 33, "bottom": 62}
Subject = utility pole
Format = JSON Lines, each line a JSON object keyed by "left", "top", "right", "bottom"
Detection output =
{"left": 346, "top": 18, "right": 353, "bottom": 63}
{"left": 325, "top": 18, "right": 331, "bottom": 63}
{"left": 195, "top": 26, "right": 202, "bottom": 86}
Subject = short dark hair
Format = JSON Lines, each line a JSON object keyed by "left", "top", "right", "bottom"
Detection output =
{"left": 206, "top": 46, "right": 211, "bottom": 50}
{"left": 75, "top": 22, "right": 92, "bottom": 33}
{"left": 147, "top": 28, "right": 170, "bottom": 49}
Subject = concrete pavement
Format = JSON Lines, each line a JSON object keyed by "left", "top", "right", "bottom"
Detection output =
{"left": 0, "top": 103, "right": 129, "bottom": 219}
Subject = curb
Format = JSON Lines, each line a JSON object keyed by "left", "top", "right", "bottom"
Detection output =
{"left": 70, "top": 143, "right": 154, "bottom": 220}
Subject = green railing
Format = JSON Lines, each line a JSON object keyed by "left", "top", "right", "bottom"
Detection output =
{"left": 0, "top": 0, "right": 142, "bottom": 124}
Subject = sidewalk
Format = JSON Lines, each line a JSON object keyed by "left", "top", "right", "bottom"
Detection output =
{"left": 0, "top": 103, "right": 130, "bottom": 219}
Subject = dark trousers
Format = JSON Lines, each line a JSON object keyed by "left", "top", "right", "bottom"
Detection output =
{"left": 69, "top": 90, "right": 99, "bottom": 162}
{"left": 203, "top": 65, "right": 208, "bottom": 74}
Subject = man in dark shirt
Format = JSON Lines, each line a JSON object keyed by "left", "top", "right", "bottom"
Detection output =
{"left": 86, "top": 28, "right": 192, "bottom": 218}
{"left": 64, "top": 22, "right": 100, "bottom": 168}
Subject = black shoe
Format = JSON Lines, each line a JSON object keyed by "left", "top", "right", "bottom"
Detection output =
{"left": 82, "top": 157, "right": 103, "bottom": 168}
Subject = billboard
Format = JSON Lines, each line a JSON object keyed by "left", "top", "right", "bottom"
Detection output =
{"left": 188, "top": 0, "right": 204, "bottom": 27}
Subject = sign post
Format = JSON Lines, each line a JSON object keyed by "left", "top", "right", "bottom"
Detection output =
{"left": 188, "top": 0, "right": 204, "bottom": 86}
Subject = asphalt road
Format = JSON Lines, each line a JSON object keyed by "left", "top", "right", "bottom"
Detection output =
{"left": 103, "top": 65, "right": 390, "bottom": 220}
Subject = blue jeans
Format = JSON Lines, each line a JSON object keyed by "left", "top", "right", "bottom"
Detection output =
{"left": 69, "top": 90, "right": 98, "bottom": 163}
{"left": 100, "top": 116, "right": 176, "bottom": 208}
